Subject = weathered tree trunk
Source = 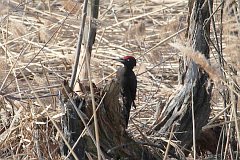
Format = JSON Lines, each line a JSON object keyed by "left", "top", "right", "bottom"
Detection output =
{"left": 150, "top": 0, "right": 213, "bottom": 157}
{"left": 78, "top": 0, "right": 99, "bottom": 83}
{"left": 71, "top": 0, "right": 99, "bottom": 92}
{"left": 61, "top": 1, "right": 100, "bottom": 158}
{"left": 60, "top": 94, "right": 86, "bottom": 160}
{"left": 96, "top": 81, "right": 160, "bottom": 159}
{"left": 61, "top": 81, "right": 161, "bottom": 159}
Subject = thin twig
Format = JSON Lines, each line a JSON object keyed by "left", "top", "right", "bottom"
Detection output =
{"left": 86, "top": 48, "right": 102, "bottom": 160}
{"left": 163, "top": 123, "right": 175, "bottom": 160}
{"left": 191, "top": 82, "right": 196, "bottom": 160}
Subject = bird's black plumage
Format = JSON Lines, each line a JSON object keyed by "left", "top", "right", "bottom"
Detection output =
{"left": 115, "top": 56, "right": 137, "bottom": 128}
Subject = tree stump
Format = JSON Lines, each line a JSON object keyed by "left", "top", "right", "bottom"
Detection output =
{"left": 61, "top": 80, "right": 160, "bottom": 159}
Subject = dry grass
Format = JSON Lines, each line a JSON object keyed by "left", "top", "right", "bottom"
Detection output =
{"left": 0, "top": 0, "right": 239, "bottom": 159}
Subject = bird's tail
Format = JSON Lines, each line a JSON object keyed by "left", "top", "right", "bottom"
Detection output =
{"left": 123, "top": 101, "right": 131, "bottom": 128}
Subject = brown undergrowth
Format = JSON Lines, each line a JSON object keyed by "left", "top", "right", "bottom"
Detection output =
{"left": 0, "top": 0, "right": 239, "bottom": 159}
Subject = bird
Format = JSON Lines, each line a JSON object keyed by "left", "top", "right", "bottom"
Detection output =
{"left": 114, "top": 56, "right": 137, "bottom": 128}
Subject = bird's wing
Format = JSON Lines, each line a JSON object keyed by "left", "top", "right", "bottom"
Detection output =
{"left": 130, "top": 72, "right": 137, "bottom": 100}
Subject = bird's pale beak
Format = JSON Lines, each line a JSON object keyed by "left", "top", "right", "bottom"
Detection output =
{"left": 113, "top": 58, "right": 124, "bottom": 63}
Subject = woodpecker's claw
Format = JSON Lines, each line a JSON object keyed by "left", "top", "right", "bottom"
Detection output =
{"left": 132, "top": 101, "right": 136, "bottom": 109}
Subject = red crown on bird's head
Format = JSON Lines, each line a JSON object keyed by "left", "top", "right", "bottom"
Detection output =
{"left": 123, "top": 56, "right": 136, "bottom": 60}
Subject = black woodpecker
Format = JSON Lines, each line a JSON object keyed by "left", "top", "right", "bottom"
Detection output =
{"left": 114, "top": 56, "right": 137, "bottom": 128}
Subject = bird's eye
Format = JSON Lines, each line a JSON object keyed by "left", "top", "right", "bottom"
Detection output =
{"left": 127, "top": 59, "right": 130, "bottom": 61}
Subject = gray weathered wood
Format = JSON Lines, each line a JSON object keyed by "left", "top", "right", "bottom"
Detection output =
{"left": 151, "top": 0, "right": 213, "bottom": 156}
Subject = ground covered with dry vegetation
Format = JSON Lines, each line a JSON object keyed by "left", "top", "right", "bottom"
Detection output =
{"left": 0, "top": 0, "right": 239, "bottom": 159}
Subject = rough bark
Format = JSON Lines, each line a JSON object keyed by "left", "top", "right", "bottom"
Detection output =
{"left": 150, "top": 0, "right": 213, "bottom": 156}
{"left": 72, "top": 0, "right": 100, "bottom": 92}
{"left": 60, "top": 92, "right": 86, "bottom": 159}
{"left": 60, "top": 80, "right": 161, "bottom": 159}
{"left": 78, "top": 0, "right": 99, "bottom": 82}
{"left": 96, "top": 81, "right": 160, "bottom": 159}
